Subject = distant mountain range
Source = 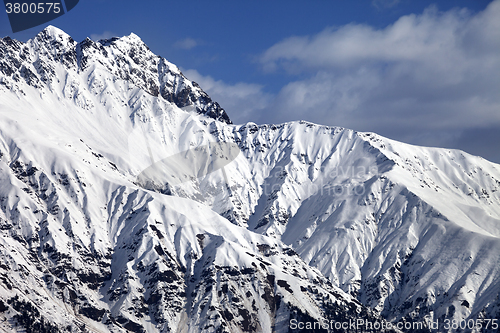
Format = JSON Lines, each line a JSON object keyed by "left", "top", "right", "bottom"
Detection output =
{"left": 0, "top": 26, "right": 499, "bottom": 332}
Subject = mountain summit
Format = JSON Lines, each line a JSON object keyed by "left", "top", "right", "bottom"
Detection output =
{"left": 1, "top": 25, "right": 231, "bottom": 124}
{"left": 0, "top": 27, "right": 499, "bottom": 332}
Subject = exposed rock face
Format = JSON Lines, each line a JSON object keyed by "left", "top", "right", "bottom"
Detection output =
{"left": 1, "top": 26, "right": 499, "bottom": 333}
{"left": 0, "top": 25, "right": 230, "bottom": 123}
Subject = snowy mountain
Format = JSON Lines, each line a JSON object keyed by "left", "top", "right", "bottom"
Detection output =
{"left": 0, "top": 26, "right": 499, "bottom": 332}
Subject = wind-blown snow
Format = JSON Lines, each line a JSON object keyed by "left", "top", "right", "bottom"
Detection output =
{"left": 0, "top": 26, "right": 499, "bottom": 332}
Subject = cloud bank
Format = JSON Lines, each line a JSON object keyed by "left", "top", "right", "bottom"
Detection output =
{"left": 184, "top": 69, "right": 273, "bottom": 122}
{"left": 174, "top": 38, "right": 199, "bottom": 50}
{"left": 187, "top": 1, "right": 500, "bottom": 162}
{"left": 90, "top": 31, "right": 116, "bottom": 41}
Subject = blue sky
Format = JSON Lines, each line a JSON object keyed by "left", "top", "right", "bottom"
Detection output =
{"left": 1, "top": 0, "right": 499, "bottom": 162}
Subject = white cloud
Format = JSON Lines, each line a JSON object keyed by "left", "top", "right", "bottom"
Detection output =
{"left": 255, "top": 0, "right": 500, "bottom": 161}
{"left": 260, "top": 5, "right": 499, "bottom": 72}
{"left": 90, "top": 31, "right": 116, "bottom": 41}
{"left": 174, "top": 38, "right": 199, "bottom": 50}
{"left": 183, "top": 69, "right": 273, "bottom": 124}
{"left": 176, "top": 2, "right": 500, "bottom": 162}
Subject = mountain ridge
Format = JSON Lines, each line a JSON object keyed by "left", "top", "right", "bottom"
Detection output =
{"left": 0, "top": 26, "right": 499, "bottom": 332}
{"left": 1, "top": 25, "right": 231, "bottom": 124}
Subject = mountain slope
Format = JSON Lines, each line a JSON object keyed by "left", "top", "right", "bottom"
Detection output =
{"left": 0, "top": 25, "right": 230, "bottom": 124}
{"left": 210, "top": 121, "right": 500, "bottom": 326}
{"left": 1, "top": 26, "right": 499, "bottom": 332}
{"left": 0, "top": 27, "right": 395, "bottom": 333}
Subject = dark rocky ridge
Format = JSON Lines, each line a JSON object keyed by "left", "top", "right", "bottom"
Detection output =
{"left": 0, "top": 26, "right": 396, "bottom": 333}
{"left": 2, "top": 26, "right": 500, "bottom": 333}
{"left": 0, "top": 26, "right": 231, "bottom": 124}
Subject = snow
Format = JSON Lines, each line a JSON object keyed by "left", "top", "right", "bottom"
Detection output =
{"left": 1, "top": 26, "right": 499, "bottom": 332}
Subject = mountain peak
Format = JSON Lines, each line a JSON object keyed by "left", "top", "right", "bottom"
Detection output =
{"left": 37, "top": 25, "right": 73, "bottom": 42}
{"left": 2, "top": 26, "right": 231, "bottom": 124}
{"left": 111, "top": 32, "right": 148, "bottom": 49}
{"left": 29, "top": 25, "right": 76, "bottom": 57}
{"left": 125, "top": 32, "right": 141, "bottom": 41}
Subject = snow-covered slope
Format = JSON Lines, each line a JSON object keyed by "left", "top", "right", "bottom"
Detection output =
{"left": 0, "top": 25, "right": 230, "bottom": 124}
{"left": 0, "top": 26, "right": 499, "bottom": 332}
{"left": 204, "top": 121, "right": 500, "bottom": 328}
